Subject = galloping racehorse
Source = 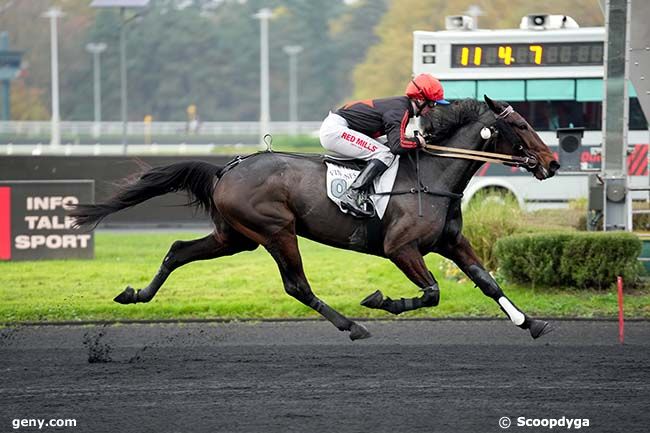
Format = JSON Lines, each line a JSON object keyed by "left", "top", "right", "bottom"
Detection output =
{"left": 71, "top": 96, "right": 560, "bottom": 340}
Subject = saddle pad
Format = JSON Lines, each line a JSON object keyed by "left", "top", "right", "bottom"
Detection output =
{"left": 325, "top": 155, "right": 400, "bottom": 219}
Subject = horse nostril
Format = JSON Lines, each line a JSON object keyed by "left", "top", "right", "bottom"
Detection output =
{"left": 549, "top": 160, "right": 560, "bottom": 173}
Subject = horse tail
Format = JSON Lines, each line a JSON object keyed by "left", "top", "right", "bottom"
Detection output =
{"left": 70, "top": 161, "right": 222, "bottom": 228}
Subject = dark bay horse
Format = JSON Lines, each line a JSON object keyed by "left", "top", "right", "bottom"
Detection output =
{"left": 71, "top": 96, "right": 560, "bottom": 341}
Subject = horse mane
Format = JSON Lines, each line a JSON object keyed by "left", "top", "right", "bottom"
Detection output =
{"left": 420, "top": 98, "right": 486, "bottom": 142}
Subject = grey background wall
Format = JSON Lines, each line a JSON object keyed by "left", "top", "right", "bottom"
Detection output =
{"left": 0, "top": 156, "right": 234, "bottom": 227}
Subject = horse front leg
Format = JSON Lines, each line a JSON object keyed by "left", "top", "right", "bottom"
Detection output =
{"left": 439, "top": 235, "right": 551, "bottom": 339}
{"left": 361, "top": 243, "right": 440, "bottom": 315}
{"left": 265, "top": 230, "right": 371, "bottom": 341}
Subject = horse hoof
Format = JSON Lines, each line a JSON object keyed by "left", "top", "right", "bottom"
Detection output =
{"left": 423, "top": 287, "right": 440, "bottom": 307}
{"left": 349, "top": 323, "right": 371, "bottom": 341}
{"left": 529, "top": 319, "right": 552, "bottom": 339}
{"left": 360, "top": 290, "right": 384, "bottom": 309}
{"left": 114, "top": 286, "right": 136, "bottom": 304}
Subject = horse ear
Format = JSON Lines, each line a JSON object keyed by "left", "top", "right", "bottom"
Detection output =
{"left": 484, "top": 95, "right": 498, "bottom": 113}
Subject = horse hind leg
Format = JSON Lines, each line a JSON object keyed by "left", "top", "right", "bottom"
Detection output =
{"left": 114, "top": 231, "right": 258, "bottom": 304}
{"left": 361, "top": 244, "right": 440, "bottom": 315}
{"left": 265, "top": 230, "right": 371, "bottom": 340}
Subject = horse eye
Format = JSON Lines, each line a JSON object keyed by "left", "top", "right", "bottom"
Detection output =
{"left": 516, "top": 123, "right": 527, "bottom": 130}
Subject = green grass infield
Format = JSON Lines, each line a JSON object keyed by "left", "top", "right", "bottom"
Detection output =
{"left": 1, "top": 232, "right": 649, "bottom": 323}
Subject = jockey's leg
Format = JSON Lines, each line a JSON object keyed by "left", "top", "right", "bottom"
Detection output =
{"left": 319, "top": 112, "right": 394, "bottom": 218}
{"left": 438, "top": 234, "right": 551, "bottom": 339}
{"left": 339, "top": 159, "right": 389, "bottom": 217}
{"left": 265, "top": 228, "right": 371, "bottom": 340}
{"left": 114, "top": 231, "right": 258, "bottom": 304}
{"left": 361, "top": 243, "right": 440, "bottom": 314}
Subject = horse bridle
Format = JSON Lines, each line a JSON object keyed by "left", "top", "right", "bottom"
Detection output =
{"left": 423, "top": 105, "right": 539, "bottom": 170}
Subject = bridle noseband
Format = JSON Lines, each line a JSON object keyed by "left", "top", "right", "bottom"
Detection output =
{"left": 493, "top": 106, "right": 539, "bottom": 169}
{"left": 424, "top": 105, "right": 539, "bottom": 170}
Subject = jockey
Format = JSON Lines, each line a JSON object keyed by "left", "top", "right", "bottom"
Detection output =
{"left": 319, "top": 73, "right": 449, "bottom": 218}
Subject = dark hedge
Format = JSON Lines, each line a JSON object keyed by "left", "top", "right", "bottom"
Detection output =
{"left": 494, "top": 232, "right": 642, "bottom": 289}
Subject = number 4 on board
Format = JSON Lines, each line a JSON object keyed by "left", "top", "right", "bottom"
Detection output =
{"left": 498, "top": 46, "right": 513, "bottom": 65}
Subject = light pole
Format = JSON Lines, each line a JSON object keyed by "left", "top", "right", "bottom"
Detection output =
{"left": 119, "top": 8, "right": 128, "bottom": 153}
{"left": 283, "top": 45, "right": 302, "bottom": 136}
{"left": 43, "top": 7, "right": 63, "bottom": 148}
{"left": 254, "top": 8, "right": 273, "bottom": 148}
{"left": 91, "top": 0, "right": 150, "bottom": 155}
{"left": 464, "top": 5, "right": 484, "bottom": 30}
{"left": 86, "top": 42, "right": 107, "bottom": 139}
{"left": 0, "top": 32, "right": 22, "bottom": 121}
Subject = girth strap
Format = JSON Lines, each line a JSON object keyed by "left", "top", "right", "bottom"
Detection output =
{"left": 372, "top": 187, "right": 462, "bottom": 200}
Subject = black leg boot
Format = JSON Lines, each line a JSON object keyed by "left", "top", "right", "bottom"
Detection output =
{"left": 340, "top": 159, "right": 389, "bottom": 218}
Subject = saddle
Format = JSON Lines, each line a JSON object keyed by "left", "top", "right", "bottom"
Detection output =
{"left": 323, "top": 155, "right": 400, "bottom": 219}
{"left": 322, "top": 155, "right": 369, "bottom": 171}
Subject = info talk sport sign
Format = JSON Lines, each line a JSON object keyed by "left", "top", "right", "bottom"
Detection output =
{"left": 0, "top": 180, "right": 94, "bottom": 261}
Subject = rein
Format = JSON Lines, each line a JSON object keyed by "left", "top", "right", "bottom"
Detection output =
{"left": 422, "top": 105, "right": 538, "bottom": 170}
{"left": 422, "top": 143, "right": 537, "bottom": 168}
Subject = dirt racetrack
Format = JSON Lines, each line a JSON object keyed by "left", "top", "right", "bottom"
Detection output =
{"left": 1, "top": 319, "right": 649, "bottom": 433}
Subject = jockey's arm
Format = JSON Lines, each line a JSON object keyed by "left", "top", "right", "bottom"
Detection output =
{"left": 383, "top": 109, "right": 422, "bottom": 155}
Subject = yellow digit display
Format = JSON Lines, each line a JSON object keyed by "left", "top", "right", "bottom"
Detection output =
{"left": 460, "top": 47, "right": 469, "bottom": 66}
{"left": 529, "top": 45, "right": 543, "bottom": 64}
{"left": 459, "top": 46, "right": 483, "bottom": 66}
{"left": 498, "top": 46, "right": 513, "bottom": 65}
{"left": 473, "top": 47, "right": 482, "bottom": 66}
{"left": 450, "top": 42, "right": 603, "bottom": 68}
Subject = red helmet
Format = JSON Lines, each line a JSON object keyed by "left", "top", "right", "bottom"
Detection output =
{"left": 405, "top": 74, "right": 449, "bottom": 105}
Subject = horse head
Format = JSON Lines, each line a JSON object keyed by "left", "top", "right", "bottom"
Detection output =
{"left": 420, "top": 97, "right": 560, "bottom": 181}
{"left": 483, "top": 95, "right": 560, "bottom": 180}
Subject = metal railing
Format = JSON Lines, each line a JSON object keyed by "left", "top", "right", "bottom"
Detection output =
{"left": 0, "top": 120, "right": 322, "bottom": 137}
{"left": 0, "top": 120, "right": 324, "bottom": 156}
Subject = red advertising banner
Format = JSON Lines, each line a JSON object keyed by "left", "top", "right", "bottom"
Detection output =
{"left": 0, "top": 187, "right": 10, "bottom": 260}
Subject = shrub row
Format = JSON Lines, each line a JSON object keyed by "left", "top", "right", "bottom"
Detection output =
{"left": 494, "top": 232, "right": 642, "bottom": 289}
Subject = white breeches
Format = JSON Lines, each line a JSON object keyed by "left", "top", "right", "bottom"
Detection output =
{"left": 319, "top": 112, "right": 395, "bottom": 167}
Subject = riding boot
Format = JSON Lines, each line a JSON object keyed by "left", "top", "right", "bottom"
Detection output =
{"left": 340, "top": 159, "right": 389, "bottom": 218}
